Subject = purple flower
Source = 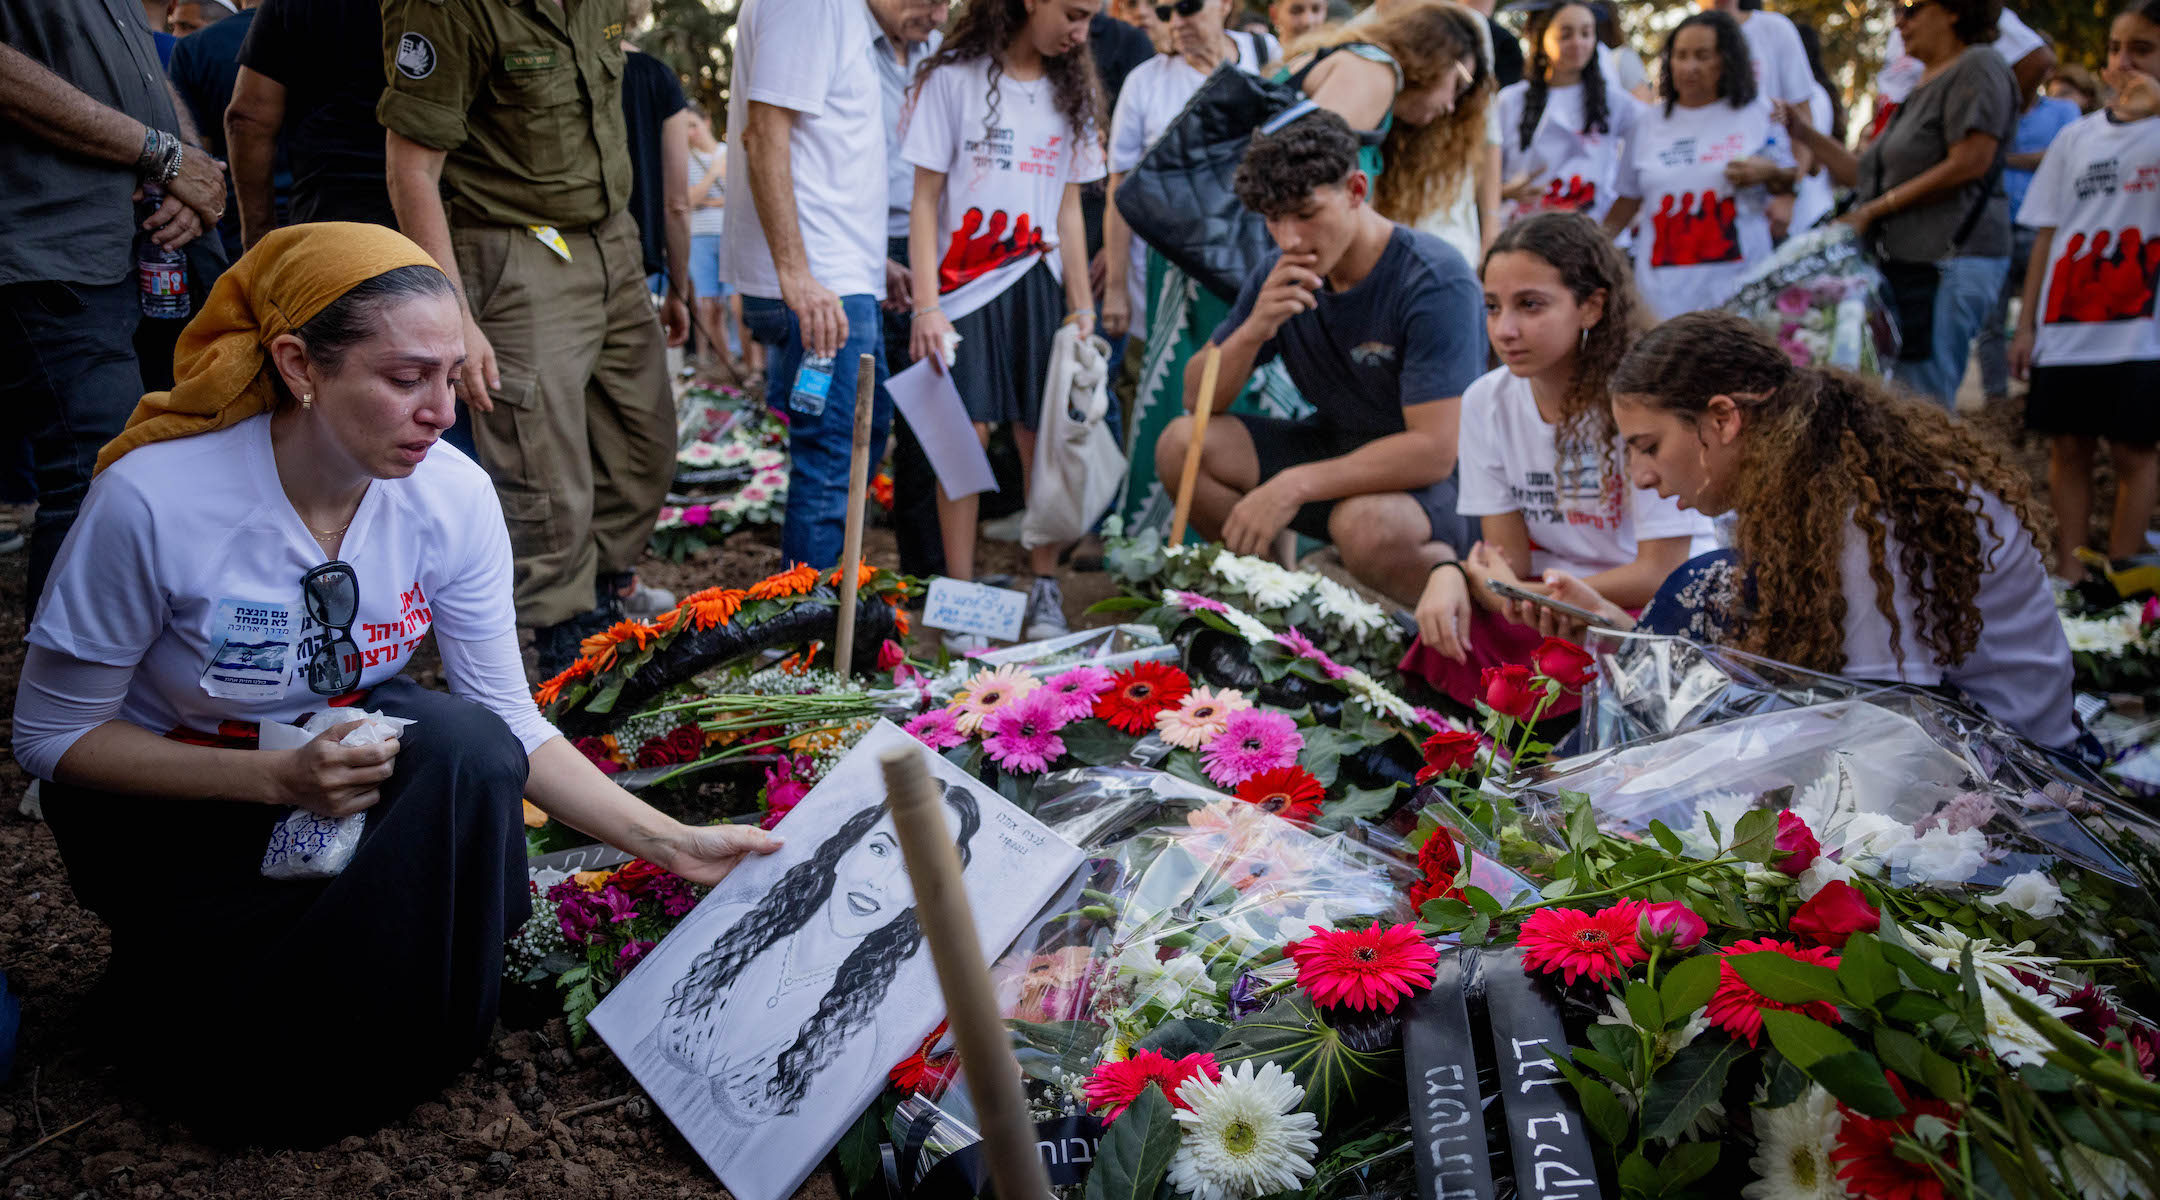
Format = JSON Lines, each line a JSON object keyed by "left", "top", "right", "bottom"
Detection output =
{"left": 981, "top": 688, "right": 1070, "bottom": 774}
{"left": 1200, "top": 708, "right": 1302, "bottom": 787}
{"left": 1042, "top": 665, "right": 1115, "bottom": 723}
{"left": 681, "top": 503, "right": 712, "bottom": 527}
{"left": 1274, "top": 626, "right": 1351, "bottom": 679}
{"left": 1168, "top": 589, "right": 1229, "bottom": 614}
{"left": 1228, "top": 972, "right": 1270, "bottom": 1019}
{"left": 599, "top": 886, "right": 641, "bottom": 924}
{"left": 1774, "top": 286, "right": 1811, "bottom": 316}
{"left": 905, "top": 708, "right": 968, "bottom": 750}
{"left": 616, "top": 940, "right": 656, "bottom": 973}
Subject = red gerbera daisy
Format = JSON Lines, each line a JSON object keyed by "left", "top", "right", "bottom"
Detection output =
{"left": 1081, "top": 1050, "right": 1222, "bottom": 1123}
{"left": 1706, "top": 937, "right": 1842, "bottom": 1046}
{"left": 1285, "top": 923, "right": 1440, "bottom": 1012}
{"left": 1234, "top": 766, "right": 1326, "bottom": 821}
{"left": 1095, "top": 661, "right": 1192, "bottom": 734}
{"left": 1831, "top": 1071, "right": 1958, "bottom": 1200}
{"left": 1517, "top": 903, "right": 1648, "bottom": 986}
{"left": 888, "top": 1022, "right": 957, "bottom": 1096}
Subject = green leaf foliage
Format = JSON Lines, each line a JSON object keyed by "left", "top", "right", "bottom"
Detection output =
{"left": 1550, "top": 1052, "right": 1633, "bottom": 1147}
{"left": 1317, "top": 783, "right": 1397, "bottom": 831}
{"left": 1134, "top": 1018, "right": 1227, "bottom": 1060}
{"left": 1809, "top": 1052, "right": 1908, "bottom": 1118}
{"left": 1083, "top": 1084, "right": 1181, "bottom": 1200}
{"left": 1874, "top": 1028, "right": 1966, "bottom": 1103}
{"left": 1659, "top": 954, "right": 1722, "bottom": 1024}
{"left": 1658, "top": 1141, "right": 1722, "bottom": 1192}
{"left": 1728, "top": 951, "right": 1845, "bottom": 1006}
{"left": 1210, "top": 994, "right": 1399, "bottom": 1129}
{"left": 1062, "top": 720, "right": 1140, "bottom": 767}
{"left": 836, "top": 1104, "right": 885, "bottom": 1195}
{"left": 1725, "top": 807, "right": 1780, "bottom": 863}
{"left": 1836, "top": 933, "right": 1900, "bottom": 1010}
{"left": 1296, "top": 726, "right": 1366, "bottom": 788}
{"left": 1010, "top": 1019, "right": 1110, "bottom": 1085}
{"left": 1758, "top": 1009, "right": 1859, "bottom": 1069}
{"left": 1642, "top": 1036, "right": 1747, "bottom": 1142}
{"left": 1626, "top": 980, "right": 1665, "bottom": 1033}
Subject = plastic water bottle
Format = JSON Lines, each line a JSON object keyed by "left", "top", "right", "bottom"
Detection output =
{"left": 137, "top": 183, "right": 189, "bottom": 320}
{"left": 788, "top": 352, "right": 834, "bottom": 417}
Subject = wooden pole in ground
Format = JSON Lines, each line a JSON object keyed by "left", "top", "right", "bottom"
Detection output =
{"left": 1167, "top": 344, "right": 1221, "bottom": 548}
{"left": 880, "top": 746, "right": 1049, "bottom": 1200}
{"left": 834, "top": 353, "right": 876, "bottom": 675}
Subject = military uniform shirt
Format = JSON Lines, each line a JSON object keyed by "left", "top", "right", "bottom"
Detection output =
{"left": 377, "top": 0, "right": 633, "bottom": 229}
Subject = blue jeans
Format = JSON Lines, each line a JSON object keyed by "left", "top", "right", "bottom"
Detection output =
{"left": 1976, "top": 227, "right": 2038, "bottom": 399}
{"left": 1893, "top": 255, "right": 2010, "bottom": 409}
{"left": 741, "top": 293, "right": 893, "bottom": 569}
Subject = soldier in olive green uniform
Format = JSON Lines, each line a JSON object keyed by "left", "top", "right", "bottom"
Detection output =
{"left": 378, "top": 0, "right": 684, "bottom": 676}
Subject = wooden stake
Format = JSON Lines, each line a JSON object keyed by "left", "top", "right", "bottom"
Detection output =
{"left": 880, "top": 746, "right": 1050, "bottom": 1200}
{"left": 834, "top": 353, "right": 876, "bottom": 675}
{"left": 1167, "top": 344, "right": 1221, "bottom": 548}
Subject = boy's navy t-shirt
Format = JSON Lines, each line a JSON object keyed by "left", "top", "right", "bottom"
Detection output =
{"left": 1211, "top": 225, "right": 1487, "bottom": 436}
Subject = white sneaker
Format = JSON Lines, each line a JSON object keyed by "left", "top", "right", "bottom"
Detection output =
{"left": 1024, "top": 577, "right": 1070, "bottom": 642}
{"left": 980, "top": 510, "right": 1028, "bottom": 543}
{"left": 624, "top": 583, "right": 677, "bottom": 620}
{"left": 942, "top": 629, "right": 991, "bottom": 657}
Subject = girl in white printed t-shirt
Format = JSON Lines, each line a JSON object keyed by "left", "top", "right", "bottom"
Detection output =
{"left": 902, "top": 0, "right": 1108, "bottom": 636}
{"left": 1497, "top": 0, "right": 1644, "bottom": 226}
{"left": 1402, "top": 212, "right": 1713, "bottom": 714}
{"left": 2011, "top": 0, "right": 2160, "bottom": 583}
{"left": 1602, "top": 10, "right": 1790, "bottom": 320}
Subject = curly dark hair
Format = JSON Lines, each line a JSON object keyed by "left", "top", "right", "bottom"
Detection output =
{"left": 1485, "top": 211, "right": 1650, "bottom": 496}
{"left": 913, "top": 0, "right": 1104, "bottom": 155}
{"left": 1934, "top": 0, "right": 2005, "bottom": 45}
{"left": 1609, "top": 312, "right": 2048, "bottom": 676}
{"left": 1519, "top": 2, "right": 1612, "bottom": 153}
{"left": 1235, "top": 107, "right": 1364, "bottom": 218}
{"left": 661, "top": 784, "right": 983, "bottom": 1115}
{"left": 1658, "top": 10, "right": 1757, "bottom": 114}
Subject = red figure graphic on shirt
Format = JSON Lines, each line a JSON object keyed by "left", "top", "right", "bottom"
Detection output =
{"left": 937, "top": 206, "right": 1048, "bottom": 293}
{"left": 1649, "top": 189, "right": 1742, "bottom": 267}
{"left": 1540, "top": 174, "right": 1596, "bottom": 213}
{"left": 2044, "top": 226, "right": 2160, "bottom": 324}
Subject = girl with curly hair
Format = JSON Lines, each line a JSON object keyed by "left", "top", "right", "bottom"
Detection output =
{"left": 1516, "top": 311, "right": 2076, "bottom": 748}
{"left": 1497, "top": 0, "right": 1644, "bottom": 226}
{"left": 1402, "top": 213, "right": 1712, "bottom": 710}
{"left": 903, "top": 0, "right": 1106, "bottom": 631}
{"left": 1601, "top": 11, "right": 1791, "bottom": 320}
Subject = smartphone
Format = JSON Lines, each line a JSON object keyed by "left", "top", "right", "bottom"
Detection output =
{"left": 1486, "top": 578, "right": 1621, "bottom": 629}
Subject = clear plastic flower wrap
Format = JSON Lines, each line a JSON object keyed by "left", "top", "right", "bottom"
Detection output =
{"left": 925, "top": 624, "right": 1175, "bottom": 704}
{"left": 1723, "top": 224, "right": 1900, "bottom": 372}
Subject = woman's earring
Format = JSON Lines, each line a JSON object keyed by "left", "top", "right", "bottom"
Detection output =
{"left": 1580, "top": 328, "right": 1589, "bottom": 351}
{"left": 302, "top": 393, "right": 313, "bottom": 410}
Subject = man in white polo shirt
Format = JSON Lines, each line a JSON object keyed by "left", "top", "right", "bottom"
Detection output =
{"left": 726, "top": 0, "right": 894, "bottom": 571}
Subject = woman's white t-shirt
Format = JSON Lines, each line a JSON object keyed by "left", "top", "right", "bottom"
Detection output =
{"left": 2016, "top": 109, "right": 2160, "bottom": 367}
{"left": 901, "top": 58, "right": 1108, "bottom": 322}
{"left": 1617, "top": 98, "right": 1791, "bottom": 320}
{"left": 1108, "top": 31, "right": 1278, "bottom": 325}
{"left": 1835, "top": 487, "right": 2075, "bottom": 748}
{"left": 1789, "top": 84, "right": 1837, "bottom": 234}
{"left": 1455, "top": 368, "right": 1717, "bottom": 577}
{"left": 26, "top": 416, "right": 555, "bottom": 756}
{"left": 1497, "top": 79, "right": 1644, "bottom": 225}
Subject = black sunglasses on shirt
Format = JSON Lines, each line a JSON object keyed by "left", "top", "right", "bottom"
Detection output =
{"left": 300, "top": 559, "right": 361, "bottom": 696}
{"left": 1155, "top": 0, "right": 1206, "bottom": 21}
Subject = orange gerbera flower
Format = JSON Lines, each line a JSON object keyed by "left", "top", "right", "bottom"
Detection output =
{"left": 533, "top": 656, "right": 595, "bottom": 707}
{"left": 649, "top": 607, "right": 682, "bottom": 633}
{"left": 677, "top": 586, "right": 747, "bottom": 631}
{"left": 827, "top": 560, "right": 878, "bottom": 590}
{"left": 871, "top": 473, "right": 895, "bottom": 510}
{"left": 889, "top": 596, "right": 912, "bottom": 637}
{"left": 748, "top": 563, "right": 821, "bottom": 600}
{"left": 579, "top": 619, "right": 661, "bottom": 670}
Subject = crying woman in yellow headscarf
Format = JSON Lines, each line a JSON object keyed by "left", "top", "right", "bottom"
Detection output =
{"left": 11, "top": 224, "right": 778, "bottom": 1145}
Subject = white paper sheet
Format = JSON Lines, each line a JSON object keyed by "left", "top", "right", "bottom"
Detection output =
{"left": 587, "top": 721, "right": 1083, "bottom": 1200}
{"left": 886, "top": 357, "right": 997, "bottom": 499}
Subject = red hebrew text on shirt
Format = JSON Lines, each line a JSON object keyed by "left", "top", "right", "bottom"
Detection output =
{"left": 937, "top": 206, "right": 1049, "bottom": 293}
{"left": 1650, "top": 190, "right": 1741, "bottom": 267}
{"left": 321, "top": 581, "right": 435, "bottom": 679}
{"left": 2044, "top": 226, "right": 2160, "bottom": 325}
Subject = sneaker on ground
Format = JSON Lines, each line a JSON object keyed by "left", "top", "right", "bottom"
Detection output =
{"left": 1024, "top": 577, "right": 1070, "bottom": 642}
{"left": 942, "top": 629, "right": 991, "bottom": 658}
{"left": 623, "top": 583, "right": 677, "bottom": 620}
{"left": 980, "top": 510, "right": 1027, "bottom": 543}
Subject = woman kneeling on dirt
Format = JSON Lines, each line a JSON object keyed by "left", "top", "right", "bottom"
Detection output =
{"left": 10, "top": 224, "right": 780, "bottom": 1143}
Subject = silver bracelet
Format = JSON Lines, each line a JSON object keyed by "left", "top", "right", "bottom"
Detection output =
{"left": 157, "top": 138, "right": 183, "bottom": 185}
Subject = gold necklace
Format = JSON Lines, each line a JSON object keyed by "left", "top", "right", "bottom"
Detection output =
{"left": 309, "top": 522, "right": 350, "bottom": 541}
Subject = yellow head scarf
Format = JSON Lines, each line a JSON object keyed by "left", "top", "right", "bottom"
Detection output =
{"left": 96, "top": 222, "right": 443, "bottom": 475}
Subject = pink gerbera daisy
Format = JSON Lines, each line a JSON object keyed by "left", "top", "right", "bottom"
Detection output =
{"left": 1200, "top": 707, "right": 1302, "bottom": 787}
{"left": 1517, "top": 904, "right": 1650, "bottom": 986}
{"left": 1285, "top": 923, "right": 1440, "bottom": 1012}
{"left": 1167, "top": 589, "right": 1229, "bottom": 614}
{"left": 979, "top": 688, "right": 1070, "bottom": 774}
{"left": 949, "top": 664, "right": 1039, "bottom": 735}
{"left": 1082, "top": 1050, "right": 1223, "bottom": 1123}
{"left": 904, "top": 708, "right": 967, "bottom": 750}
{"left": 1154, "top": 686, "right": 1251, "bottom": 749}
{"left": 1041, "top": 665, "right": 1115, "bottom": 723}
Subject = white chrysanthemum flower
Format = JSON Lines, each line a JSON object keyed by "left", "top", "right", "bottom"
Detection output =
{"left": 1169, "top": 1062, "right": 1321, "bottom": 1200}
{"left": 1742, "top": 1086, "right": 1843, "bottom": 1200}
{"left": 2061, "top": 607, "right": 2141, "bottom": 653}
{"left": 1340, "top": 668, "right": 1419, "bottom": 724}
{"left": 1832, "top": 810, "right": 1909, "bottom": 868}
{"left": 1978, "top": 869, "right": 2066, "bottom": 919}
{"left": 2058, "top": 1143, "right": 2137, "bottom": 1200}
{"left": 1311, "top": 576, "right": 1387, "bottom": 638}
{"left": 1981, "top": 977, "right": 2083, "bottom": 1067}
{"left": 1223, "top": 605, "right": 1277, "bottom": 646}
{"left": 1243, "top": 562, "right": 1311, "bottom": 610}
{"left": 1209, "top": 550, "right": 1263, "bottom": 589}
{"left": 1905, "top": 923, "right": 2062, "bottom": 987}
{"left": 1885, "top": 825, "right": 1987, "bottom": 886}
{"left": 1794, "top": 856, "right": 1855, "bottom": 901}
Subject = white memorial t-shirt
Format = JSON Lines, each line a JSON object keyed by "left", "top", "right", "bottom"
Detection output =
{"left": 1497, "top": 78, "right": 1644, "bottom": 224}
{"left": 1836, "top": 487, "right": 2076, "bottom": 748}
{"left": 1739, "top": 10, "right": 1816, "bottom": 106}
{"left": 1108, "top": 31, "right": 1277, "bottom": 325}
{"left": 1455, "top": 368, "right": 1717, "bottom": 577}
{"left": 902, "top": 57, "right": 1108, "bottom": 323}
{"left": 2017, "top": 109, "right": 2160, "bottom": 367}
{"left": 1879, "top": 6, "right": 2047, "bottom": 105}
{"left": 1616, "top": 97, "right": 1790, "bottom": 319}
{"left": 26, "top": 416, "right": 557, "bottom": 757}
{"left": 722, "top": 0, "right": 885, "bottom": 299}
{"left": 1789, "top": 84, "right": 1837, "bottom": 233}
